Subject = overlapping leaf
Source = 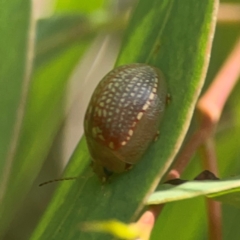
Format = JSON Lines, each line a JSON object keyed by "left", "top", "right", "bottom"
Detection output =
{"left": 0, "top": 14, "right": 94, "bottom": 237}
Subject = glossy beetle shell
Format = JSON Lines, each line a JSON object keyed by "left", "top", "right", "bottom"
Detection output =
{"left": 84, "top": 63, "right": 167, "bottom": 180}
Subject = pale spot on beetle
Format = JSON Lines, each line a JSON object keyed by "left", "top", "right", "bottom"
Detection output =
{"left": 121, "top": 74, "right": 127, "bottom": 79}
{"left": 133, "top": 100, "right": 138, "bottom": 106}
{"left": 124, "top": 102, "right": 130, "bottom": 108}
{"left": 126, "top": 136, "right": 130, "bottom": 140}
{"left": 154, "top": 77, "right": 158, "bottom": 83}
{"left": 131, "top": 116, "right": 135, "bottom": 121}
{"left": 98, "top": 135, "right": 105, "bottom": 141}
{"left": 120, "top": 98, "right": 125, "bottom": 102}
{"left": 108, "top": 82, "right": 113, "bottom": 89}
{"left": 128, "top": 111, "right": 132, "bottom": 115}
{"left": 130, "top": 93, "right": 135, "bottom": 97}
{"left": 92, "top": 128, "right": 97, "bottom": 137}
{"left": 132, "top": 122, "right": 136, "bottom": 127}
{"left": 92, "top": 127, "right": 102, "bottom": 137}
{"left": 142, "top": 103, "right": 149, "bottom": 111}
{"left": 137, "top": 112, "right": 143, "bottom": 120}
{"left": 121, "top": 141, "right": 127, "bottom": 146}
{"left": 109, "top": 142, "right": 115, "bottom": 149}
{"left": 149, "top": 93, "right": 155, "bottom": 100}
{"left": 152, "top": 88, "right": 157, "bottom": 93}
{"left": 128, "top": 129, "right": 133, "bottom": 136}
{"left": 99, "top": 102, "right": 104, "bottom": 107}
{"left": 98, "top": 109, "right": 102, "bottom": 117}
{"left": 154, "top": 83, "right": 158, "bottom": 88}
{"left": 133, "top": 87, "right": 138, "bottom": 91}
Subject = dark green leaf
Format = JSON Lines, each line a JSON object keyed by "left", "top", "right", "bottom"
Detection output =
{"left": 31, "top": 0, "right": 218, "bottom": 239}
{"left": 0, "top": 0, "right": 32, "bottom": 235}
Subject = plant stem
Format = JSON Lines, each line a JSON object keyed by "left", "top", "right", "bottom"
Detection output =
{"left": 201, "top": 138, "right": 222, "bottom": 240}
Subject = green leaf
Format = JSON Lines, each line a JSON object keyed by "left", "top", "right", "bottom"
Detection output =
{"left": 0, "top": 0, "right": 31, "bottom": 182}
{"left": 147, "top": 177, "right": 240, "bottom": 206}
{"left": 31, "top": 0, "right": 218, "bottom": 239}
{"left": 152, "top": 198, "right": 207, "bottom": 240}
{"left": 0, "top": 0, "right": 32, "bottom": 235}
{"left": 55, "top": 0, "right": 105, "bottom": 14}
{"left": 209, "top": 186, "right": 240, "bottom": 209}
{"left": 0, "top": 15, "right": 93, "bottom": 236}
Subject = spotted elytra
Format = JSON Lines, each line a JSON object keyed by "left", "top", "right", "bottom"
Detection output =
{"left": 84, "top": 63, "right": 167, "bottom": 181}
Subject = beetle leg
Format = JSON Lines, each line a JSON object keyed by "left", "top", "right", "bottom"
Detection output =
{"left": 166, "top": 93, "right": 171, "bottom": 105}
{"left": 124, "top": 163, "right": 133, "bottom": 171}
{"left": 153, "top": 131, "right": 160, "bottom": 142}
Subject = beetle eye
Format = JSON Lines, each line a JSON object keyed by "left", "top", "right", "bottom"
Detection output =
{"left": 103, "top": 167, "right": 113, "bottom": 177}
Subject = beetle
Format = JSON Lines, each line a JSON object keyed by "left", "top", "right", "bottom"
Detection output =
{"left": 39, "top": 63, "right": 167, "bottom": 186}
{"left": 84, "top": 63, "right": 167, "bottom": 181}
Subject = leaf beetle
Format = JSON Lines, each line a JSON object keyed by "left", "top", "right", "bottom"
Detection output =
{"left": 84, "top": 63, "right": 167, "bottom": 181}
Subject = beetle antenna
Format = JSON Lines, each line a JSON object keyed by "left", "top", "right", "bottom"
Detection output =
{"left": 39, "top": 177, "right": 78, "bottom": 187}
